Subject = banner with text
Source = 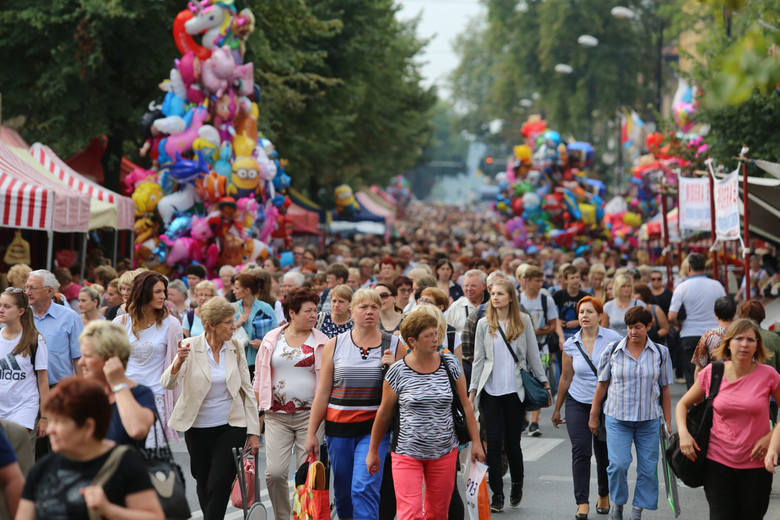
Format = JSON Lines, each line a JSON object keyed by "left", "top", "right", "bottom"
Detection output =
{"left": 714, "top": 169, "right": 740, "bottom": 240}
{"left": 678, "top": 176, "right": 711, "bottom": 231}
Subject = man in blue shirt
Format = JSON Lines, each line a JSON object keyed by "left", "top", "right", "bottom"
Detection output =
{"left": 26, "top": 270, "right": 83, "bottom": 386}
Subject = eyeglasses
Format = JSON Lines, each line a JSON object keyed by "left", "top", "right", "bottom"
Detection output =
{"left": 650, "top": 277, "right": 662, "bottom": 281}
{"left": 23, "top": 285, "right": 44, "bottom": 292}
{"left": 377, "top": 293, "right": 392, "bottom": 299}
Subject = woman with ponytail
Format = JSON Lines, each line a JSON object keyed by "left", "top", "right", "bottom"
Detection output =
{"left": 0, "top": 288, "right": 49, "bottom": 435}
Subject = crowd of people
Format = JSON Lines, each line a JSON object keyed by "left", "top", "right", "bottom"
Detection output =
{"left": 0, "top": 202, "right": 776, "bottom": 519}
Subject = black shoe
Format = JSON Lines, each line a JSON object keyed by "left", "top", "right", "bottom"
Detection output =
{"left": 510, "top": 482, "right": 522, "bottom": 507}
{"left": 490, "top": 493, "right": 504, "bottom": 513}
{"left": 520, "top": 418, "right": 530, "bottom": 433}
{"left": 528, "top": 422, "right": 542, "bottom": 437}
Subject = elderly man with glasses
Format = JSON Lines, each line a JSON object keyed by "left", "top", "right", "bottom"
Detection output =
{"left": 25, "top": 270, "right": 83, "bottom": 387}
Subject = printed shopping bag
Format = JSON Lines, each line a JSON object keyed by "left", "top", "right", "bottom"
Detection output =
{"left": 292, "top": 457, "right": 329, "bottom": 520}
{"left": 464, "top": 461, "right": 489, "bottom": 520}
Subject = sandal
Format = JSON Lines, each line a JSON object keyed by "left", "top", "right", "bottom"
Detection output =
{"left": 596, "top": 496, "right": 610, "bottom": 515}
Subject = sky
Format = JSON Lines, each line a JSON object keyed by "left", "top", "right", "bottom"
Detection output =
{"left": 396, "top": 0, "right": 485, "bottom": 99}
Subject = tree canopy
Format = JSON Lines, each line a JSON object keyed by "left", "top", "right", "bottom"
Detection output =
{"left": 0, "top": 0, "right": 436, "bottom": 194}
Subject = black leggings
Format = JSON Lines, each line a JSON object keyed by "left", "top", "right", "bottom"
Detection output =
{"left": 565, "top": 396, "right": 609, "bottom": 504}
{"left": 703, "top": 458, "right": 772, "bottom": 520}
{"left": 480, "top": 391, "right": 525, "bottom": 498}
{"left": 184, "top": 424, "right": 247, "bottom": 520}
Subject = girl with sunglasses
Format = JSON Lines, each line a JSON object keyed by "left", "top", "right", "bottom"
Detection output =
{"left": 376, "top": 282, "right": 404, "bottom": 336}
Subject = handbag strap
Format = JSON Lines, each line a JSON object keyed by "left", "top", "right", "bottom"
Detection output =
{"left": 440, "top": 356, "right": 459, "bottom": 402}
{"left": 574, "top": 340, "right": 598, "bottom": 377}
{"left": 708, "top": 360, "right": 725, "bottom": 398}
{"left": 148, "top": 399, "right": 173, "bottom": 454}
{"left": 496, "top": 326, "right": 520, "bottom": 364}
{"left": 88, "top": 444, "right": 130, "bottom": 520}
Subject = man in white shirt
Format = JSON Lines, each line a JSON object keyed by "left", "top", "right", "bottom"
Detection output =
{"left": 447, "top": 269, "right": 486, "bottom": 334}
{"left": 668, "top": 253, "right": 726, "bottom": 388}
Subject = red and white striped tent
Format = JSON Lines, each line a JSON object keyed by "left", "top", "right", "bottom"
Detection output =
{"left": 31, "top": 143, "right": 135, "bottom": 230}
{"left": 0, "top": 142, "right": 90, "bottom": 232}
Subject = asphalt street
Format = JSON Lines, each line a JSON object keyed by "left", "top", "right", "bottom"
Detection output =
{"left": 173, "top": 381, "right": 780, "bottom": 519}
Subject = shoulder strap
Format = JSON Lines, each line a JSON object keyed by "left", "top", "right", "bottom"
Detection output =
{"left": 496, "top": 326, "right": 519, "bottom": 364}
{"left": 540, "top": 293, "right": 548, "bottom": 324}
{"left": 187, "top": 309, "right": 195, "bottom": 328}
{"left": 709, "top": 361, "right": 725, "bottom": 397}
{"left": 380, "top": 331, "right": 393, "bottom": 353}
{"left": 574, "top": 340, "right": 598, "bottom": 377}
{"left": 92, "top": 445, "right": 130, "bottom": 488}
{"left": 447, "top": 327, "right": 455, "bottom": 351}
{"left": 441, "top": 356, "right": 458, "bottom": 399}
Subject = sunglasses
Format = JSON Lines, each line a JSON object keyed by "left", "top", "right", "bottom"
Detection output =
{"left": 650, "top": 277, "right": 662, "bottom": 281}
{"left": 377, "top": 293, "right": 392, "bottom": 299}
{"left": 4, "top": 287, "right": 23, "bottom": 294}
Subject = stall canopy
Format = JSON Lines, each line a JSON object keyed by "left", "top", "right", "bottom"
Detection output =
{"left": 356, "top": 191, "right": 394, "bottom": 225}
{"left": 0, "top": 142, "right": 90, "bottom": 232}
{"left": 31, "top": 143, "right": 135, "bottom": 230}
{"left": 738, "top": 175, "right": 780, "bottom": 245}
{"left": 0, "top": 127, "right": 28, "bottom": 148}
{"left": 8, "top": 146, "right": 115, "bottom": 231}
{"left": 287, "top": 202, "right": 322, "bottom": 236}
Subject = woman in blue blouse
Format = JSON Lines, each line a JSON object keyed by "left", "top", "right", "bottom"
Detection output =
{"left": 552, "top": 296, "right": 621, "bottom": 519}
{"left": 588, "top": 306, "right": 672, "bottom": 520}
{"left": 232, "top": 272, "right": 277, "bottom": 380}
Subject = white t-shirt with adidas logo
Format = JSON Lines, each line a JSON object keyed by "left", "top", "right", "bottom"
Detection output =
{"left": 0, "top": 331, "right": 48, "bottom": 429}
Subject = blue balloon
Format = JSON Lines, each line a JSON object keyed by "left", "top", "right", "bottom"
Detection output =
{"left": 170, "top": 151, "right": 209, "bottom": 183}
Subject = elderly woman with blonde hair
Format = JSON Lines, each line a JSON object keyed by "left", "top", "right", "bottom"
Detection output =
{"left": 163, "top": 296, "right": 260, "bottom": 520}
{"left": 183, "top": 280, "right": 218, "bottom": 338}
{"left": 6, "top": 264, "right": 32, "bottom": 290}
{"left": 78, "top": 321, "right": 156, "bottom": 447}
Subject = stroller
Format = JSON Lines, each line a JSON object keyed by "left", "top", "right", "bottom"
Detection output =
{"left": 232, "top": 446, "right": 268, "bottom": 520}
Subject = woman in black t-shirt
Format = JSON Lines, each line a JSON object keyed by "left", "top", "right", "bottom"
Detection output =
{"left": 17, "top": 377, "right": 162, "bottom": 520}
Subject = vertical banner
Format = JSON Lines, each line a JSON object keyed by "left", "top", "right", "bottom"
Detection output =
{"left": 714, "top": 169, "right": 740, "bottom": 240}
{"left": 678, "top": 176, "right": 711, "bottom": 231}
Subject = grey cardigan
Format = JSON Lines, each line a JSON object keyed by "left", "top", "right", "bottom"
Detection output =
{"left": 469, "top": 313, "right": 548, "bottom": 411}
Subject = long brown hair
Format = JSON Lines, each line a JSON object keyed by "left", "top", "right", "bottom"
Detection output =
{"left": 2, "top": 288, "right": 39, "bottom": 358}
{"left": 713, "top": 318, "right": 769, "bottom": 363}
{"left": 486, "top": 278, "right": 524, "bottom": 341}
{"left": 127, "top": 271, "right": 169, "bottom": 336}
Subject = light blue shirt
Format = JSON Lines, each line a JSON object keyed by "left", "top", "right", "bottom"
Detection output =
{"left": 183, "top": 313, "right": 204, "bottom": 337}
{"left": 563, "top": 327, "right": 622, "bottom": 404}
{"left": 32, "top": 302, "right": 83, "bottom": 385}
{"left": 233, "top": 298, "right": 277, "bottom": 366}
{"left": 597, "top": 336, "right": 673, "bottom": 422}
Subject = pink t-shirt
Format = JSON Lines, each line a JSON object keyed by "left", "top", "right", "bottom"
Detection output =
{"left": 700, "top": 362, "right": 780, "bottom": 469}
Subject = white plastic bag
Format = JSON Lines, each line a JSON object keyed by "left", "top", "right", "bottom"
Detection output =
{"left": 464, "top": 461, "right": 489, "bottom": 520}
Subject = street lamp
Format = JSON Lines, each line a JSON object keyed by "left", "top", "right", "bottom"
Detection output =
{"left": 610, "top": 6, "right": 636, "bottom": 20}
{"left": 554, "top": 63, "right": 574, "bottom": 74}
{"left": 577, "top": 34, "right": 599, "bottom": 48}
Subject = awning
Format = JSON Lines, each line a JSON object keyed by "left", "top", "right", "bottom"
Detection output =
{"left": 356, "top": 191, "right": 394, "bottom": 225}
{"left": 287, "top": 202, "right": 322, "bottom": 235}
{"left": 738, "top": 175, "right": 780, "bottom": 245}
{"left": 31, "top": 143, "right": 135, "bottom": 230}
{"left": 0, "top": 127, "right": 28, "bottom": 148}
{"left": 9, "top": 146, "right": 116, "bottom": 231}
{"left": 0, "top": 142, "right": 90, "bottom": 232}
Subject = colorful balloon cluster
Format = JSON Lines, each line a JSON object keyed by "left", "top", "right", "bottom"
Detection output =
{"left": 499, "top": 116, "right": 610, "bottom": 251}
{"left": 128, "top": 0, "right": 290, "bottom": 275}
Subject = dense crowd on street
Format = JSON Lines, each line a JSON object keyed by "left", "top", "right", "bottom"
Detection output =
{"left": 0, "top": 200, "right": 776, "bottom": 519}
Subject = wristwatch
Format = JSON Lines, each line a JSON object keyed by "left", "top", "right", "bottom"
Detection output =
{"left": 111, "top": 383, "right": 129, "bottom": 394}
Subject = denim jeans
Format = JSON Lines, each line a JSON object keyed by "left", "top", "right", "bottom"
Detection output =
{"left": 605, "top": 416, "right": 660, "bottom": 510}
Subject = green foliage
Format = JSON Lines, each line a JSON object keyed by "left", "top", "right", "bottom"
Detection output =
{"left": 0, "top": 0, "right": 435, "bottom": 196}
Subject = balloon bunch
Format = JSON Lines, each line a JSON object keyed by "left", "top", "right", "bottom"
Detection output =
{"left": 500, "top": 115, "right": 607, "bottom": 252}
{"left": 129, "top": 0, "right": 285, "bottom": 275}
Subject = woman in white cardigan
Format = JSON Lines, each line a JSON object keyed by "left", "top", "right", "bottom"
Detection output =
{"left": 162, "top": 296, "right": 260, "bottom": 520}
{"left": 468, "top": 278, "right": 550, "bottom": 513}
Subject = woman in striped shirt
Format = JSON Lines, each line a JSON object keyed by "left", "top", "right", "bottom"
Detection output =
{"left": 366, "top": 307, "right": 483, "bottom": 520}
{"left": 589, "top": 306, "right": 672, "bottom": 520}
{"left": 305, "top": 289, "right": 403, "bottom": 520}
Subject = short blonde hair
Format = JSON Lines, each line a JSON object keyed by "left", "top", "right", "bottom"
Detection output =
{"left": 400, "top": 306, "right": 441, "bottom": 343}
{"left": 7, "top": 264, "right": 32, "bottom": 288}
{"left": 351, "top": 288, "right": 381, "bottom": 309}
{"left": 589, "top": 263, "right": 606, "bottom": 276}
{"left": 330, "top": 284, "right": 353, "bottom": 302}
{"left": 79, "top": 286, "right": 101, "bottom": 303}
{"left": 118, "top": 268, "right": 145, "bottom": 290}
{"left": 200, "top": 296, "right": 235, "bottom": 328}
{"left": 80, "top": 321, "right": 132, "bottom": 367}
{"left": 194, "top": 280, "right": 218, "bottom": 296}
{"left": 613, "top": 273, "right": 633, "bottom": 293}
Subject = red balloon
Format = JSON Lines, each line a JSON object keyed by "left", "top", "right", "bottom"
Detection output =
{"left": 172, "top": 10, "right": 212, "bottom": 60}
{"left": 511, "top": 198, "right": 524, "bottom": 216}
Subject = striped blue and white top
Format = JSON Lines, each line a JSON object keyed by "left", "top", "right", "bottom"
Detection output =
{"left": 385, "top": 354, "right": 461, "bottom": 459}
{"left": 597, "top": 337, "right": 672, "bottom": 422}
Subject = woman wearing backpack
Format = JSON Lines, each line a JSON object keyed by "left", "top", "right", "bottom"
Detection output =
{"left": 0, "top": 288, "right": 49, "bottom": 435}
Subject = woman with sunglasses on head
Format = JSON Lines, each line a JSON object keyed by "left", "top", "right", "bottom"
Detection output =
{"left": 0, "top": 288, "right": 49, "bottom": 437}
{"left": 376, "top": 282, "right": 404, "bottom": 336}
{"left": 435, "top": 259, "right": 464, "bottom": 304}
{"left": 316, "top": 284, "right": 354, "bottom": 339}
{"left": 78, "top": 286, "right": 103, "bottom": 326}
{"left": 115, "top": 271, "right": 183, "bottom": 445}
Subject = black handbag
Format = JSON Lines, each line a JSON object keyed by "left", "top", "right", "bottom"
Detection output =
{"left": 442, "top": 357, "right": 470, "bottom": 444}
{"left": 142, "top": 406, "right": 191, "bottom": 520}
{"left": 665, "top": 361, "right": 724, "bottom": 488}
{"left": 574, "top": 340, "right": 607, "bottom": 442}
{"left": 497, "top": 326, "right": 550, "bottom": 408}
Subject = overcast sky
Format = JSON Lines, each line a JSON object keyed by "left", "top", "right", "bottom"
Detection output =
{"left": 396, "top": 0, "right": 485, "bottom": 99}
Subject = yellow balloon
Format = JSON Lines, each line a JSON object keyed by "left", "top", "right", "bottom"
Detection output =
{"left": 233, "top": 135, "right": 255, "bottom": 158}
{"left": 623, "top": 211, "right": 642, "bottom": 228}
{"left": 579, "top": 203, "right": 595, "bottom": 225}
{"left": 132, "top": 181, "right": 164, "bottom": 216}
{"left": 513, "top": 145, "right": 532, "bottom": 164}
